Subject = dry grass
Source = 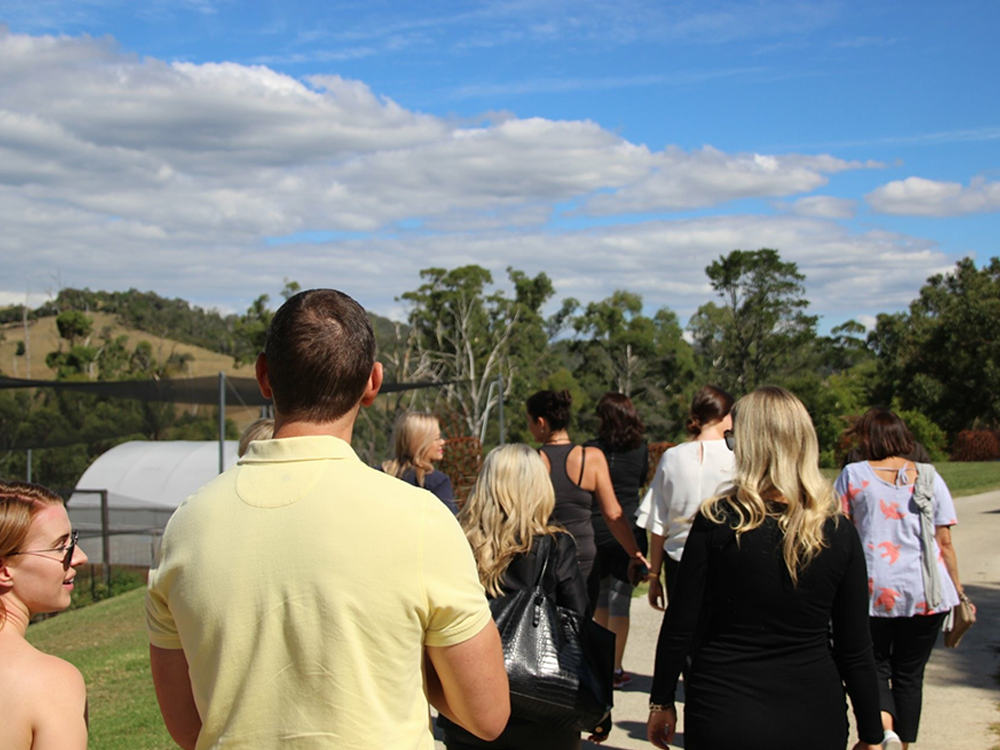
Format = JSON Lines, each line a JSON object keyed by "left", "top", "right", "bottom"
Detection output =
{"left": 0, "top": 312, "right": 261, "bottom": 428}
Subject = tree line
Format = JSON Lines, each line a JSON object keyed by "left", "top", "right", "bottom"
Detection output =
{"left": 2, "top": 251, "right": 998, "bottom": 487}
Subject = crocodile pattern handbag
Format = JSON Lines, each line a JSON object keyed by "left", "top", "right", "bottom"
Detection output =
{"left": 489, "top": 536, "right": 615, "bottom": 731}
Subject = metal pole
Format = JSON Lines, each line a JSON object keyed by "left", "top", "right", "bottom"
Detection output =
{"left": 497, "top": 374, "right": 505, "bottom": 445}
{"left": 100, "top": 490, "right": 111, "bottom": 587}
{"left": 218, "top": 371, "right": 225, "bottom": 474}
{"left": 26, "top": 448, "right": 32, "bottom": 482}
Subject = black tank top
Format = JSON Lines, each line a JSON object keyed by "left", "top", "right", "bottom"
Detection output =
{"left": 538, "top": 443, "right": 597, "bottom": 575}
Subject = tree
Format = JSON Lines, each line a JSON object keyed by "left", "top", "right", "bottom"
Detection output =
{"left": 400, "top": 265, "right": 554, "bottom": 439}
{"left": 870, "top": 257, "right": 1000, "bottom": 435}
{"left": 56, "top": 310, "right": 93, "bottom": 348}
{"left": 690, "top": 248, "right": 817, "bottom": 393}
{"left": 232, "top": 294, "right": 273, "bottom": 365}
{"left": 569, "top": 291, "right": 697, "bottom": 438}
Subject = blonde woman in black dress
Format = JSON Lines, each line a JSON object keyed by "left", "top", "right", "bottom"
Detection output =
{"left": 647, "top": 387, "right": 882, "bottom": 750}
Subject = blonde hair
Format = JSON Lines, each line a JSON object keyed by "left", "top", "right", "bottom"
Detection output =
{"left": 701, "top": 386, "right": 839, "bottom": 585}
{"left": 460, "top": 444, "right": 562, "bottom": 597}
{"left": 0, "top": 482, "right": 65, "bottom": 626}
{"left": 238, "top": 418, "right": 275, "bottom": 457}
{"left": 382, "top": 412, "right": 441, "bottom": 487}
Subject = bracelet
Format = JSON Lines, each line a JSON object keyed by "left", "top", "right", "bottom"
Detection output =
{"left": 649, "top": 702, "right": 674, "bottom": 713}
{"left": 959, "top": 592, "right": 973, "bottom": 604}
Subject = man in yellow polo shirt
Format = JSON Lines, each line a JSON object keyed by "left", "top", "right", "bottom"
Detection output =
{"left": 146, "top": 289, "right": 509, "bottom": 749}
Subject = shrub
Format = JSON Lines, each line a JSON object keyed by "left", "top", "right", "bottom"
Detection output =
{"left": 950, "top": 430, "right": 1000, "bottom": 462}
{"left": 819, "top": 449, "right": 838, "bottom": 469}
{"left": 896, "top": 409, "right": 948, "bottom": 462}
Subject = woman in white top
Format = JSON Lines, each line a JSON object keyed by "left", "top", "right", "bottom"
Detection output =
{"left": 637, "top": 385, "right": 735, "bottom": 609}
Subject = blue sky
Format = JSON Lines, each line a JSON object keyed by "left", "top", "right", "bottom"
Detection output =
{"left": 1, "top": 0, "right": 997, "bottom": 331}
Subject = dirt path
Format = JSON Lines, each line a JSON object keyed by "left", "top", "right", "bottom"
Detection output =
{"left": 437, "top": 488, "right": 1000, "bottom": 749}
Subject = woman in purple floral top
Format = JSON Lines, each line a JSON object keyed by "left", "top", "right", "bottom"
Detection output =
{"left": 835, "top": 409, "right": 972, "bottom": 750}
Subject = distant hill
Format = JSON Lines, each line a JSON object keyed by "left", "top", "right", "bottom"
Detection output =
{"left": 0, "top": 287, "right": 406, "bottom": 381}
{"left": 0, "top": 311, "right": 250, "bottom": 381}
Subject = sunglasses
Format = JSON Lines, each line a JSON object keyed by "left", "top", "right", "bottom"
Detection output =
{"left": 724, "top": 429, "right": 735, "bottom": 452}
{"left": 10, "top": 530, "right": 79, "bottom": 569}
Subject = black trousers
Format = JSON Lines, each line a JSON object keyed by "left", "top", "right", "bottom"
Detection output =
{"left": 663, "top": 555, "right": 681, "bottom": 601}
{"left": 869, "top": 612, "right": 947, "bottom": 742}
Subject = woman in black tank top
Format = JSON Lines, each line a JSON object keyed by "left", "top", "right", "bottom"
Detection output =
{"left": 527, "top": 390, "right": 649, "bottom": 585}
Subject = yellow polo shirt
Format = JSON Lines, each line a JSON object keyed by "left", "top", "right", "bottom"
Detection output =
{"left": 146, "top": 436, "right": 491, "bottom": 749}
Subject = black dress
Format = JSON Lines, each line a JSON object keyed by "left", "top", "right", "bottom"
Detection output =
{"left": 584, "top": 439, "right": 649, "bottom": 581}
{"left": 651, "top": 508, "right": 883, "bottom": 749}
{"left": 439, "top": 532, "right": 589, "bottom": 750}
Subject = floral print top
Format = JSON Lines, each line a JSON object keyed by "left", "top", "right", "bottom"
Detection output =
{"left": 835, "top": 461, "right": 959, "bottom": 618}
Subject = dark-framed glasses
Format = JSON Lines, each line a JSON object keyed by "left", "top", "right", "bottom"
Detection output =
{"left": 724, "top": 429, "right": 735, "bottom": 452}
{"left": 10, "top": 529, "right": 79, "bottom": 569}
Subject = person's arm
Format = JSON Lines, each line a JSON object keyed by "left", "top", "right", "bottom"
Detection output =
{"left": 647, "top": 532, "right": 667, "bottom": 610}
{"left": 425, "top": 624, "right": 509, "bottom": 741}
{"left": 936, "top": 525, "right": 969, "bottom": 603}
{"left": 647, "top": 512, "right": 712, "bottom": 748}
{"left": 150, "top": 646, "right": 202, "bottom": 750}
{"left": 587, "top": 448, "right": 649, "bottom": 567}
{"left": 829, "top": 521, "right": 883, "bottom": 746}
{"left": 30, "top": 658, "right": 88, "bottom": 750}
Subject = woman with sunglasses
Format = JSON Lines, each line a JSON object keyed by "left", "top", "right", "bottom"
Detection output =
{"left": 0, "top": 481, "right": 89, "bottom": 750}
{"left": 646, "top": 387, "right": 882, "bottom": 750}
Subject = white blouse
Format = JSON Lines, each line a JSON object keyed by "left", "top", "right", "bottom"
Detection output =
{"left": 636, "top": 439, "right": 735, "bottom": 561}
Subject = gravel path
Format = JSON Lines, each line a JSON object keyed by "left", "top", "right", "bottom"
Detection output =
{"left": 436, "top": 488, "right": 1000, "bottom": 749}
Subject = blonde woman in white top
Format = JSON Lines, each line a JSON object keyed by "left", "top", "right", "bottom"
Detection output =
{"left": 637, "top": 385, "right": 735, "bottom": 610}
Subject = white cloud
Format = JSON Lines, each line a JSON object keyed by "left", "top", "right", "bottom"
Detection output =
{"left": 855, "top": 314, "right": 877, "bottom": 331}
{"left": 774, "top": 195, "right": 857, "bottom": 219}
{"left": 0, "top": 28, "right": 951, "bottom": 327}
{"left": 586, "top": 148, "right": 879, "bottom": 214}
{"left": 866, "top": 176, "right": 1000, "bottom": 216}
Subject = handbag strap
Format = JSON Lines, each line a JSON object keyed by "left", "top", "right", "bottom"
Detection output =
{"left": 532, "top": 534, "right": 555, "bottom": 588}
{"left": 912, "top": 462, "right": 943, "bottom": 609}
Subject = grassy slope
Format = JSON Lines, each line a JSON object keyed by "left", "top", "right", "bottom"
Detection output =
{"left": 0, "top": 312, "right": 249, "bottom": 380}
{"left": 0, "top": 311, "right": 260, "bottom": 427}
{"left": 821, "top": 461, "right": 1000, "bottom": 498}
{"left": 25, "top": 587, "right": 174, "bottom": 750}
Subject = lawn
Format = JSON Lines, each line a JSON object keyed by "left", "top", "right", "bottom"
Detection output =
{"left": 25, "top": 587, "right": 174, "bottom": 750}
{"left": 821, "top": 461, "right": 1000, "bottom": 498}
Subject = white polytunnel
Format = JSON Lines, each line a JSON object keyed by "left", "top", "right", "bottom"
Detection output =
{"left": 69, "top": 440, "right": 239, "bottom": 567}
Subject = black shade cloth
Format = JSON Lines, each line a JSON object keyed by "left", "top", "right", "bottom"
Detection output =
{"left": 0, "top": 375, "right": 451, "bottom": 405}
{"left": 0, "top": 375, "right": 455, "bottom": 449}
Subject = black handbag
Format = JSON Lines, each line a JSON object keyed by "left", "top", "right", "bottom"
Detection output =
{"left": 489, "top": 535, "right": 615, "bottom": 731}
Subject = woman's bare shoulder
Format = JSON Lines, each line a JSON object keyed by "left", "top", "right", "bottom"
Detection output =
{"left": 0, "top": 639, "right": 87, "bottom": 749}
{"left": 4, "top": 640, "right": 85, "bottom": 694}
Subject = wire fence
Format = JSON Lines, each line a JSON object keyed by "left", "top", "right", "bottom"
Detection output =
{"left": 59, "top": 488, "right": 171, "bottom": 580}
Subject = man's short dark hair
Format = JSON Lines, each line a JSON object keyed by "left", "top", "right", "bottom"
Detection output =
{"left": 264, "top": 289, "right": 376, "bottom": 422}
{"left": 858, "top": 408, "right": 915, "bottom": 461}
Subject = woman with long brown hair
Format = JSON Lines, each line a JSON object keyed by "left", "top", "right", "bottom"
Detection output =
{"left": 647, "top": 387, "right": 882, "bottom": 750}
{"left": 585, "top": 392, "right": 648, "bottom": 687}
